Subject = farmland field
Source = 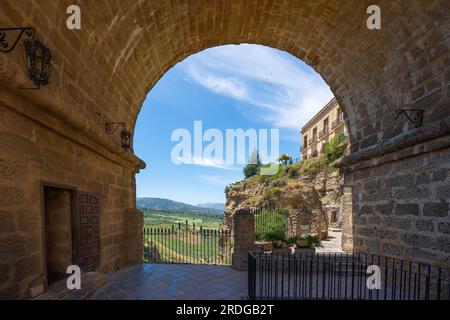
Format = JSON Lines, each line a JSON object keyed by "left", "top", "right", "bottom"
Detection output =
{"left": 140, "top": 207, "right": 230, "bottom": 264}
{"left": 140, "top": 208, "right": 223, "bottom": 229}
{"left": 143, "top": 226, "right": 232, "bottom": 265}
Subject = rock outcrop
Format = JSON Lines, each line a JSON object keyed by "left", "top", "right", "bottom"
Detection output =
{"left": 223, "top": 157, "right": 344, "bottom": 239}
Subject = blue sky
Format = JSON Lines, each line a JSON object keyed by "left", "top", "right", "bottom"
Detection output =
{"left": 134, "top": 44, "right": 333, "bottom": 205}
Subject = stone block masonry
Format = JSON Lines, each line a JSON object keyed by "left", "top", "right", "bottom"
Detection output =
{"left": 346, "top": 139, "right": 450, "bottom": 268}
{"left": 232, "top": 209, "right": 254, "bottom": 271}
{"left": 0, "top": 103, "right": 143, "bottom": 299}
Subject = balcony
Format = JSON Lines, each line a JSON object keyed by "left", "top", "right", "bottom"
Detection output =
{"left": 319, "top": 127, "right": 330, "bottom": 137}
{"left": 331, "top": 114, "right": 344, "bottom": 129}
{"left": 309, "top": 136, "right": 318, "bottom": 145}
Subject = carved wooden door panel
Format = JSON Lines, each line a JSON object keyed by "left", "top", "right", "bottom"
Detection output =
{"left": 74, "top": 192, "right": 101, "bottom": 272}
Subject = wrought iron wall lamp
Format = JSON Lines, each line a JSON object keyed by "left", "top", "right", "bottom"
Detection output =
{"left": 105, "top": 122, "right": 131, "bottom": 151}
{"left": 0, "top": 27, "right": 53, "bottom": 89}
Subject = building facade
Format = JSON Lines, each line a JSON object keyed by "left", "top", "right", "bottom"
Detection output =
{"left": 301, "top": 98, "right": 347, "bottom": 160}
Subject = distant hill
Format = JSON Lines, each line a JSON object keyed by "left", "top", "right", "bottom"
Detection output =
{"left": 196, "top": 203, "right": 225, "bottom": 211}
{"left": 137, "top": 197, "right": 222, "bottom": 214}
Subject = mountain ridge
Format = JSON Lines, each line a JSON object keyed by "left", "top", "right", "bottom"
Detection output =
{"left": 196, "top": 203, "right": 225, "bottom": 211}
{"left": 137, "top": 197, "right": 223, "bottom": 214}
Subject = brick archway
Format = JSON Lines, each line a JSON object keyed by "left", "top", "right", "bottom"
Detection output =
{"left": 0, "top": 0, "right": 449, "bottom": 298}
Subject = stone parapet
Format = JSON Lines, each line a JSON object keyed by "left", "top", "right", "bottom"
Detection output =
{"left": 231, "top": 209, "right": 254, "bottom": 270}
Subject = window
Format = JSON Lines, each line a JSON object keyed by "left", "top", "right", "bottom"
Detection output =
{"left": 304, "top": 135, "right": 308, "bottom": 148}
{"left": 323, "top": 117, "right": 329, "bottom": 133}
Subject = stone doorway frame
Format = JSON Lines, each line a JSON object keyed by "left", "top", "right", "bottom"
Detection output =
{"left": 40, "top": 181, "right": 78, "bottom": 290}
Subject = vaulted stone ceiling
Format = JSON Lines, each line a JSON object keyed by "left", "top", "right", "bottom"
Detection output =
{"left": 0, "top": 0, "right": 448, "bottom": 162}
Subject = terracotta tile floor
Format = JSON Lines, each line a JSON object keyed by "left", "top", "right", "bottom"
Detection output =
{"left": 90, "top": 264, "right": 248, "bottom": 300}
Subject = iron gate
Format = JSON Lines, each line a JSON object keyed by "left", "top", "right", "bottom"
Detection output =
{"left": 143, "top": 222, "right": 232, "bottom": 265}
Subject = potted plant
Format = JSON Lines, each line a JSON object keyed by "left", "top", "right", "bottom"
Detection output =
{"left": 254, "top": 240, "right": 273, "bottom": 253}
{"left": 293, "top": 234, "right": 321, "bottom": 255}
{"left": 264, "top": 230, "right": 290, "bottom": 254}
{"left": 271, "top": 239, "right": 289, "bottom": 254}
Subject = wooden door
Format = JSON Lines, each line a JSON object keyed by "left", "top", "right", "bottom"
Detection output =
{"left": 74, "top": 192, "right": 101, "bottom": 272}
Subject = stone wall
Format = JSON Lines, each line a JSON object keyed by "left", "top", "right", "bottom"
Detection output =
{"left": 313, "top": 170, "right": 345, "bottom": 229}
{"left": 345, "top": 134, "right": 450, "bottom": 267}
{"left": 125, "top": 209, "right": 144, "bottom": 265}
{"left": 0, "top": 102, "right": 143, "bottom": 299}
{"left": 341, "top": 187, "right": 354, "bottom": 252}
{"left": 231, "top": 209, "right": 254, "bottom": 271}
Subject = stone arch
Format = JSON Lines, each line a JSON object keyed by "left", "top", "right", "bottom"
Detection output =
{"left": 0, "top": 0, "right": 449, "bottom": 298}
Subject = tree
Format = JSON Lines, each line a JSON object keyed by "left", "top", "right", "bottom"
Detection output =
{"left": 243, "top": 149, "right": 262, "bottom": 178}
{"left": 278, "top": 153, "right": 291, "bottom": 166}
{"left": 249, "top": 149, "right": 261, "bottom": 166}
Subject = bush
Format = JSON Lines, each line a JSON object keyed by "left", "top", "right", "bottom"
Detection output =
{"left": 263, "top": 187, "right": 282, "bottom": 201}
{"left": 300, "top": 155, "right": 328, "bottom": 175}
{"left": 286, "top": 236, "right": 299, "bottom": 245}
{"left": 324, "top": 134, "right": 347, "bottom": 163}
{"left": 272, "top": 240, "right": 288, "bottom": 249}
{"left": 264, "top": 230, "right": 286, "bottom": 242}
{"left": 295, "top": 234, "right": 322, "bottom": 248}
{"left": 243, "top": 163, "right": 259, "bottom": 178}
{"left": 255, "top": 208, "right": 287, "bottom": 241}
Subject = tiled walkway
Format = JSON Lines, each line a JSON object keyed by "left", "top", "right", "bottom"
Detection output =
{"left": 90, "top": 264, "right": 248, "bottom": 300}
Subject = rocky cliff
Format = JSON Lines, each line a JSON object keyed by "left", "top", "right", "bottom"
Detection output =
{"left": 223, "top": 156, "right": 344, "bottom": 238}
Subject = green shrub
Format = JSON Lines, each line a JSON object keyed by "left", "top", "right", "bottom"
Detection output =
{"left": 295, "top": 234, "right": 322, "bottom": 248}
{"left": 255, "top": 208, "right": 287, "bottom": 241}
{"left": 272, "top": 240, "right": 288, "bottom": 249}
{"left": 264, "top": 230, "right": 286, "bottom": 241}
{"left": 263, "top": 187, "right": 282, "bottom": 201}
{"left": 300, "top": 156, "right": 328, "bottom": 175}
{"left": 324, "top": 134, "right": 347, "bottom": 163}
{"left": 243, "top": 163, "right": 259, "bottom": 178}
{"left": 286, "top": 236, "right": 299, "bottom": 245}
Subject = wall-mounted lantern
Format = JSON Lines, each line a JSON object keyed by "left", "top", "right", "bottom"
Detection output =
{"left": 0, "top": 27, "right": 53, "bottom": 89}
{"left": 22, "top": 39, "right": 53, "bottom": 89}
{"left": 105, "top": 122, "right": 131, "bottom": 151}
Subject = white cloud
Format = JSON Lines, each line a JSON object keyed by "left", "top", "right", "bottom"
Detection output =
{"left": 175, "top": 156, "right": 239, "bottom": 171}
{"left": 197, "top": 174, "right": 241, "bottom": 186}
{"left": 188, "top": 65, "right": 248, "bottom": 101}
{"left": 183, "top": 44, "right": 334, "bottom": 130}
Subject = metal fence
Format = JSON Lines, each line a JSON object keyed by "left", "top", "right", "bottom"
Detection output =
{"left": 248, "top": 251, "right": 450, "bottom": 300}
{"left": 253, "top": 206, "right": 288, "bottom": 240}
{"left": 143, "top": 222, "right": 232, "bottom": 265}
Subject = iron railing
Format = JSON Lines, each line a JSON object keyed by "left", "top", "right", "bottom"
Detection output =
{"left": 248, "top": 251, "right": 450, "bottom": 300}
{"left": 331, "top": 114, "right": 345, "bottom": 129}
{"left": 318, "top": 127, "right": 329, "bottom": 137}
{"left": 143, "top": 222, "right": 232, "bottom": 265}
